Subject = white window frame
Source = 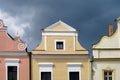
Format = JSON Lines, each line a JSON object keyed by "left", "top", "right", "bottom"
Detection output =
{"left": 67, "top": 63, "right": 82, "bottom": 80}
{"left": 39, "top": 63, "right": 53, "bottom": 80}
{"left": 55, "top": 40, "right": 65, "bottom": 50}
{"left": 5, "top": 58, "right": 19, "bottom": 80}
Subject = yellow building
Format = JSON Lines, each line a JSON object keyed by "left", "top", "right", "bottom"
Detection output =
{"left": 32, "top": 21, "right": 90, "bottom": 80}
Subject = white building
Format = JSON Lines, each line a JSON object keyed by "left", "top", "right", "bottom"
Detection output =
{"left": 92, "top": 17, "right": 120, "bottom": 80}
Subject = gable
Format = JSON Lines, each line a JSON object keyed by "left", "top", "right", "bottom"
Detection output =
{"left": 48, "top": 24, "right": 70, "bottom": 31}
{"left": 44, "top": 20, "right": 76, "bottom": 31}
{"left": 0, "top": 30, "right": 27, "bottom": 52}
{"left": 0, "top": 19, "right": 27, "bottom": 52}
{"left": 93, "top": 18, "right": 120, "bottom": 49}
{"left": 33, "top": 21, "right": 89, "bottom": 55}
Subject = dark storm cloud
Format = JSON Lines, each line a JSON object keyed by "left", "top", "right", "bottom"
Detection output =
{"left": 0, "top": 0, "right": 120, "bottom": 53}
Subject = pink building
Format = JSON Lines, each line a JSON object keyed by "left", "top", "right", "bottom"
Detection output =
{"left": 0, "top": 19, "right": 30, "bottom": 80}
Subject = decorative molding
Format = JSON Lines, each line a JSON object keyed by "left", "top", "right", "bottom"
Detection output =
{"left": 73, "top": 37, "right": 75, "bottom": 51}
{"left": 32, "top": 54, "right": 89, "bottom": 59}
{"left": 17, "top": 43, "right": 27, "bottom": 50}
{"left": 5, "top": 58, "right": 19, "bottom": 63}
{"left": 67, "top": 63, "right": 82, "bottom": 67}
{"left": 0, "top": 28, "right": 7, "bottom": 31}
{"left": 93, "top": 48, "right": 120, "bottom": 50}
{"left": 42, "top": 32, "right": 78, "bottom": 36}
{"left": 45, "top": 36, "right": 47, "bottom": 50}
{"left": 93, "top": 58, "right": 120, "bottom": 61}
{"left": 38, "top": 63, "right": 54, "bottom": 67}
{"left": 0, "top": 52, "right": 28, "bottom": 56}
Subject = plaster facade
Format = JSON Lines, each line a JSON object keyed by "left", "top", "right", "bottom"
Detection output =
{"left": 92, "top": 17, "right": 120, "bottom": 80}
{"left": 32, "top": 21, "right": 90, "bottom": 80}
{"left": 0, "top": 19, "right": 29, "bottom": 80}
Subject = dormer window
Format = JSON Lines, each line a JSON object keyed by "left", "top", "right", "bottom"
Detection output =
{"left": 55, "top": 40, "right": 65, "bottom": 50}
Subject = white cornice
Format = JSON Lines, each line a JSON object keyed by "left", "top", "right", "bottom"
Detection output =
{"left": 42, "top": 32, "right": 78, "bottom": 36}
{"left": 38, "top": 63, "right": 54, "bottom": 67}
{"left": 0, "top": 52, "right": 28, "bottom": 56}
{"left": 5, "top": 58, "right": 19, "bottom": 63}
{"left": 32, "top": 54, "right": 89, "bottom": 59}
{"left": 67, "top": 63, "right": 82, "bottom": 67}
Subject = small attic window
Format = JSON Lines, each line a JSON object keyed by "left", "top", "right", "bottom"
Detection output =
{"left": 55, "top": 40, "right": 65, "bottom": 50}
{"left": 56, "top": 42, "right": 63, "bottom": 49}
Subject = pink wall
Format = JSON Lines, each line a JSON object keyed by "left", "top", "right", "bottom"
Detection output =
{"left": 0, "top": 20, "right": 29, "bottom": 80}
{"left": 0, "top": 57, "right": 6, "bottom": 80}
{"left": 0, "top": 56, "right": 29, "bottom": 80}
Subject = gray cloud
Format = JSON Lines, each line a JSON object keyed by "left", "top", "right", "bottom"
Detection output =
{"left": 0, "top": 0, "right": 120, "bottom": 54}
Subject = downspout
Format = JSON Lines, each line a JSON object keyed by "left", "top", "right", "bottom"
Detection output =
{"left": 29, "top": 52, "right": 32, "bottom": 80}
{"left": 90, "top": 55, "right": 93, "bottom": 80}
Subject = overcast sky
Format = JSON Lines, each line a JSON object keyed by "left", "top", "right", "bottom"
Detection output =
{"left": 0, "top": 0, "right": 120, "bottom": 54}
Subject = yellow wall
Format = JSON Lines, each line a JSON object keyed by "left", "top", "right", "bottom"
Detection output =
{"left": 47, "top": 36, "right": 74, "bottom": 51}
{"left": 49, "top": 25, "right": 69, "bottom": 31}
{"left": 32, "top": 21, "right": 90, "bottom": 80}
{"left": 32, "top": 58, "right": 90, "bottom": 80}
{"left": 33, "top": 36, "right": 87, "bottom": 54}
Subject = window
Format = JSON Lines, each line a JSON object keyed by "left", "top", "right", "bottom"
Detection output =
{"left": 69, "top": 72, "right": 79, "bottom": 80}
{"left": 104, "top": 71, "right": 112, "bottom": 80}
{"left": 56, "top": 42, "right": 63, "bottom": 49}
{"left": 5, "top": 58, "right": 19, "bottom": 80}
{"left": 39, "top": 63, "right": 53, "bottom": 80}
{"left": 8, "top": 66, "right": 17, "bottom": 80}
{"left": 41, "top": 72, "right": 51, "bottom": 80}
{"left": 55, "top": 40, "right": 65, "bottom": 50}
{"left": 67, "top": 63, "right": 82, "bottom": 80}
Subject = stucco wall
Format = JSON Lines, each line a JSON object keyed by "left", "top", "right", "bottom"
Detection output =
{"left": 93, "top": 50, "right": 120, "bottom": 58}
{"left": 32, "top": 58, "right": 90, "bottom": 80}
{"left": 0, "top": 56, "right": 29, "bottom": 80}
{"left": 93, "top": 61, "right": 120, "bottom": 80}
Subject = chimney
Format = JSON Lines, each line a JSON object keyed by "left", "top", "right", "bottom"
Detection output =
{"left": 108, "top": 24, "right": 114, "bottom": 36}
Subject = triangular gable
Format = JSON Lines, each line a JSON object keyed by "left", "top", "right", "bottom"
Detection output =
{"left": 44, "top": 20, "right": 76, "bottom": 31}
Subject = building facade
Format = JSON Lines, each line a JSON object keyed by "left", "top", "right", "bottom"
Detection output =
{"left": 92, "top": 17, "right": 120, "bottom": 80}
{"left": 32, "top": 21, "right": 90, "bottom": 80}
{"left": 0, "top": 19, "right": 30, "bottom": 80}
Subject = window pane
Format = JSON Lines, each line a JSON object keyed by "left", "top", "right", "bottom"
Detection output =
{"left": 56, "top": 42, "right": 63, "bottom": 49}
{"left": 104, "top": 77, "right": 107, "bottom": 80}
{"left": 104, "top": 72, "right": 107, "bottom": 75}
{"left": 41, "top": 72, "right": 51, "bottom": 80}
{"left": 69, "top": 72, "right": 79, "bottom": 80}
{"left": 109, "top": 77, "right": 112, "bottom": 80}
{"left": 8, "top": 66, "right": 17, "bottom": 80}
{"left": 109, "top": 72, "right": 112, "bottom": 75}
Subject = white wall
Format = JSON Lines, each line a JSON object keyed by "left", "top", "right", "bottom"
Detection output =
{"left": 93, "top": 61, "right": 120, "bottom": 80}
{"left": 93, "top": 50, "right": 120, "bottom": 58}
